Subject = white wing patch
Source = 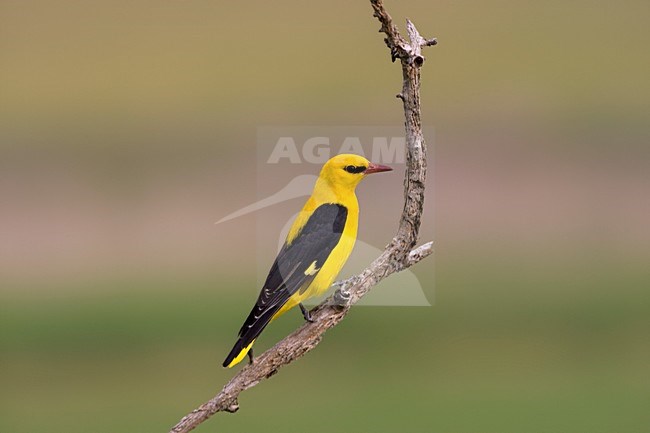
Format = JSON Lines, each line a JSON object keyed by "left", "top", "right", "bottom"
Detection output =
{"left": 304, "top": 260, "right": 320, "bottom": 276}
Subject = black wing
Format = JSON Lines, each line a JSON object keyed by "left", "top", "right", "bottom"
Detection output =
{"left": 223, "top": 203, "right": 347, "bottom": 366}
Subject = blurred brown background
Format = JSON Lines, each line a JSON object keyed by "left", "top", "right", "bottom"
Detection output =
{"left": 1, "top": 1, "right": 648, "bottom": 432}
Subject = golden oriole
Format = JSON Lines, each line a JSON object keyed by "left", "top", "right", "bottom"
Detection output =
{"left": 223, "top": 154, "right": 392, "bottom": 368}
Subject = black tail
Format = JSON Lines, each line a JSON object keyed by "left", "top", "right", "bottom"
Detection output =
{"left": 222, "top": 337, "right": 249, "bottom": 368}
{"left": 222, "top": 303, "right": 280, "bottom": 368}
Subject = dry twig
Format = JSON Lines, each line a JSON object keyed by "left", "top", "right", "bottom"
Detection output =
{"left": 169, "top": 1, "right": 436, "bottom": 431}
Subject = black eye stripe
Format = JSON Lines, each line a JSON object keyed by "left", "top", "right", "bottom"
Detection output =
{"left": 343, "top": 165, "right": 367, "bottom": 174}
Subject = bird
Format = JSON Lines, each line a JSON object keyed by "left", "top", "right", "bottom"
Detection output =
{"left": 222, "top": 154, "right": 392, "bottom": 368}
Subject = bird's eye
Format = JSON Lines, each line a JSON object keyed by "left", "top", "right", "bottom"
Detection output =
{"left": 344, "top": 165, "right": 366, "bottom": 174}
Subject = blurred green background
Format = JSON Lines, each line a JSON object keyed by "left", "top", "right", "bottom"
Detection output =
{"left": 1, "top": 0, "right": 649, "bottom": 432}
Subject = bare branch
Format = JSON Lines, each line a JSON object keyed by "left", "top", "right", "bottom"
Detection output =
{"left": 169, "top": 2, "right": 436, "bottom": 432}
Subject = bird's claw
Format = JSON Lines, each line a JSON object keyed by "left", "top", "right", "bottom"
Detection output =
{"left": 299, "top": 303, "right": 315, "bottom": 323}
{"left": 333, "top": 287, "right": 351, "bottom": 306}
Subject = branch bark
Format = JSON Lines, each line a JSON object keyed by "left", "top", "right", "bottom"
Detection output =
{"left": 169, "top": 1, "right": 436, "bottom": 432}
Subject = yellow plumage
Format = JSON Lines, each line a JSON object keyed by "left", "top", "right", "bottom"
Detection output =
{"left": 223, "top": 154, "right": 391, "bottom": 368}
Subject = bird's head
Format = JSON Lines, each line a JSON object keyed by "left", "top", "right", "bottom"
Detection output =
{"left": 319, "top": 154, "right": 393, "bottom": 190}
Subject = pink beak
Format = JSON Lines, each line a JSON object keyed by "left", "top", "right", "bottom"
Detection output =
{"left": 365, "top": 162, "right": 393, "bottom": 174}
